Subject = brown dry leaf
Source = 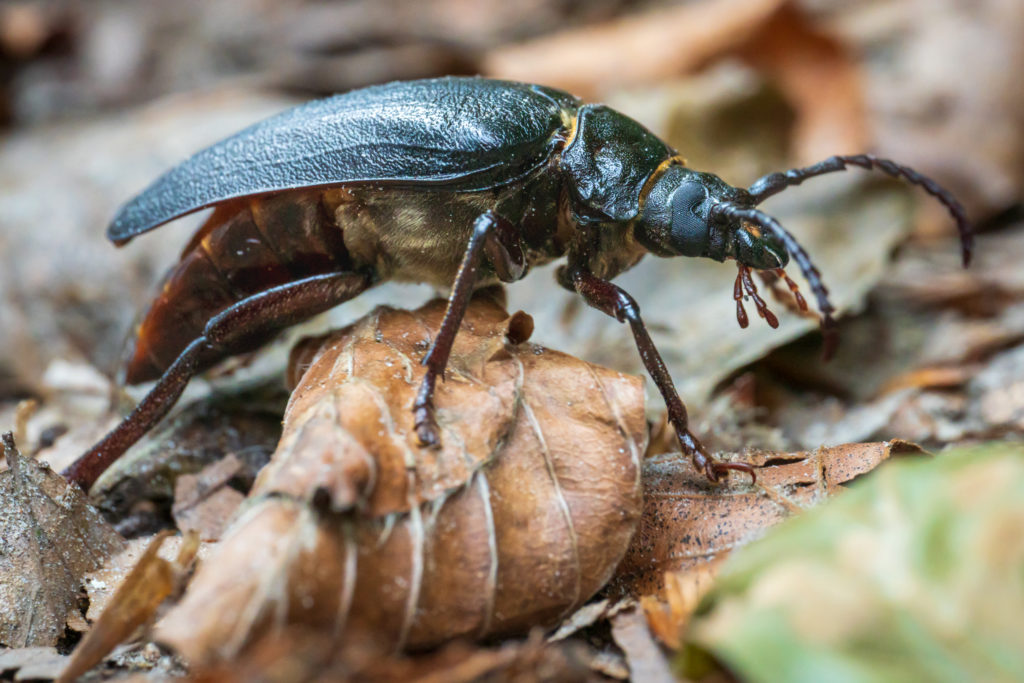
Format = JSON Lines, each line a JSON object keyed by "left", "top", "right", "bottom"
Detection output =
{"left": 640, "top": 563, "right": 720, "bottom": 650}
{"left": 610, "top": 610, "right": 675, "bottom": 683}
{"left": 485, "top": 0, "right": 865, "bottom": 160}
{"left": 609, "top": 608, "right": 676, "bottom": 683}
{"left": 614, "top": 440, "right": 925, "bottom": 597}
{"left": 84, "top": 534, "right": 210, "bottom": 622}
{"left": 0, "top": 433, "right": 124, "bottom": 648}
{"left": 58, "top": 531, "right": 199, "bottom": 683}
{"left": 547, "top": 598, "right": 630, "bottom": 643}
{"left": 733, "top": 2, "right": 867, "bottom": 162}
{"left": 484, "top": 0, "right": 786, "bottom": 99}
{"left": 609, "top": 440, "right": 925, "bottom": 647}
{"left": 89, "top": 382, "right": 285, "bottom": 536}
{"left": 171, "top": 454, "right": 246, "bottom": 541}
{"left": 156, "top": 295, "right": 648, "bottom": 667}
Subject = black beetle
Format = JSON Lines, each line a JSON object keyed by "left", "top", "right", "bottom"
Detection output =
{"left": 64, "top": 76, "right": 972, "bottom": 489}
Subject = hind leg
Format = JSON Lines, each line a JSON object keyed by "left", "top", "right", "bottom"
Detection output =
{"left": 64, "top": 270, "right": 372, "bottom": 490}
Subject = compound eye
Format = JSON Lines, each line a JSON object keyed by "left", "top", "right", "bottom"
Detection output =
{"left": 670, "top": 181, "right": 710, "bottom": 257}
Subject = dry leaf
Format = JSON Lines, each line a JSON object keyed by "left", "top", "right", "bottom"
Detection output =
{"left": 608, "top": 440, "right": 925, "bottom": 650}
{"left": 485, "top": 0, "right": 865, "bottom": 161}
{"left": 613, "top": 440, "right": 925, "bottom": 598}
{"left": 171, "top": 455, "right": 247, "bottom": 541}
{"left": 0, "top": 433, "right": 124, "bottom": 648}
{"left": 609, "top": 608, "right": 676, "bottom": 683}
{"left": 156, "top": 295, "right": 648, "bottom": 666}
{"left": 484, "top": 0, "right": 786, "bottom": 99}
{"left": 58, "top": 531, "right": 199, "bottom": 683}
{"left": 84, "top": 534, "right": 209, "bottom": 622}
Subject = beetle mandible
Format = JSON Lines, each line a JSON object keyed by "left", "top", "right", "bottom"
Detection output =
{"left": 63, "top": 77, "right": 972, "bottom": 489}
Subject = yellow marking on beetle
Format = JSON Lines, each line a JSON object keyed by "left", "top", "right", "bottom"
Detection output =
{"left": 560, "top": 109, "right": 579, "bottom": 148}
{"left": 635, "top": 155, "right": 687, "bottom": 216}
{"left": 745, "top": 225, "right": 763, "bottom": 238}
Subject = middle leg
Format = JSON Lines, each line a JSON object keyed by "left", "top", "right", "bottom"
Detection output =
{"left": 414, "top": 210, "right": 526, "bottom": 446}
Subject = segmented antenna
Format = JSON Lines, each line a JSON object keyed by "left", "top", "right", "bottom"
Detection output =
{"left": 747, "top": 154, "right": 973, "bottom": 267}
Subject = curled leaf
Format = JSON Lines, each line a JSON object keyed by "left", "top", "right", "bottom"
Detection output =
{"left": 156, "top": 296, "right": 648, "bottom": 665}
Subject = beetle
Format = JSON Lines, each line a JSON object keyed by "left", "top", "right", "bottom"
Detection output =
{"left": 63, "top": 76, "right": 972, "bottom": 490}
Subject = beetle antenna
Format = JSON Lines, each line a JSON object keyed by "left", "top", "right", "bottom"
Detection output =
{"left": 713, "top": 203, "right": 838, "bottom": 358}
{"left": 746, "top": 154, "right": 973, "bottom": 267}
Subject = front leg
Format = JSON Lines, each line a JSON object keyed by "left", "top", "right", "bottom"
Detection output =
{"left": 564, "top": 266, "right": 755, "bottom": 484}
{"left": 415, "top": 210, "right": 526, "bottom": 447}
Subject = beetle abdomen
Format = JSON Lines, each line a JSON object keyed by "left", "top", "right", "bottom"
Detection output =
{"left": 124, "top": 191, "right": 350, "bottom": 384}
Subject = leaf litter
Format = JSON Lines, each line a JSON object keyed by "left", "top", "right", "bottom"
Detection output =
{"left": 0, "top": 432, "right": 123, "bottom": 649}
{"left": 2, "top": 0, "right": 1022, "bottom": 680}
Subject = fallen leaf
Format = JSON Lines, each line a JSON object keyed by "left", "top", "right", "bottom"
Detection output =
{"left": 686, "top": 443, "right": 1024, "bottom": 683}
{"left": 547, "top": 598, "right": 630, "bottom": 643}
{"left": 484, "top": 0, "right": 786, "bottom": 99}
{"left": 58, "top": 531, "right": 199, "bottom": 683}
{"left": 612, "top": 440, "right": 926, "bottom": 598}
{"left": 609, "top": 607, "right": 676, "bottom": 683}
{"left": 89, "top": 381, "right": 285, "bottom": 535}
{"left": 171, "top": 455, "right": 246, "bottom": 541}
{"left": 84, "top": 534, "right": 210, "bottom": 622}
{"left": 0, "top": 433, "right": 124, "bottom": 648}
{"left": 640, "top": 563, "right": 720, "bottom": 650}
{"left": 155, "top": 295, "right": 648, "bottom": 666}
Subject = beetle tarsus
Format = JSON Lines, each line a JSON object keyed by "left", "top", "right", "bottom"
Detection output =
{"left": 414, "top": 371, "right": 442, "bottom": 448}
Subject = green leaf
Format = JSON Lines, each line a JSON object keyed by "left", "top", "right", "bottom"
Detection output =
{"left": 686, "top": 443, "right": 1024, "bottom": 683}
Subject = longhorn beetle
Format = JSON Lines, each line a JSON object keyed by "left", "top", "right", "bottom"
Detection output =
{"left": 63, "top": 77, "right": 972, "bottom": 489}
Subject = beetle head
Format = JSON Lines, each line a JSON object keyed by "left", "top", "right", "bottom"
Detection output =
{"left": 636, "top": 165, "right": 788, "bottom": 270}
{"left": 635, "top": 163, "right": 836, "bottom": 354}
{"left": 634, "top": 154, "right": 973, "bottom": 360}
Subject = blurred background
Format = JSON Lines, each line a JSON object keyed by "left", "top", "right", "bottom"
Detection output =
{"left": 1, "top": 0, "right": 1022, "bottom": 458}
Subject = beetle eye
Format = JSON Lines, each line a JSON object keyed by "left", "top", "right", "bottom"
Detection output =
{"left": 670, "top": 181, "right": 710, "bottom": 256}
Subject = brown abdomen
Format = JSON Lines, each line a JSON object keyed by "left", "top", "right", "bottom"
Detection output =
{"left": 124, "top": 191, "right": 351, "bottom": 384}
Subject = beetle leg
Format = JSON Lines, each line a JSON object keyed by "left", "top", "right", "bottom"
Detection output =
{"left": 415, "top": 210, "right": 524, "bottom": 448}
{"left": 565, "top": 266, "right": 755, "bottom": 484}
{"left": 64, "top": 270, "right": 372, "bottom": 490}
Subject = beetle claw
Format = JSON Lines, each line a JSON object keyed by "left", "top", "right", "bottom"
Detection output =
{"left": 707, "top": 459, "right": 756, "bottom": 484}
{"left": 415, "top": 410, "right": 442, "bottom": 449}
